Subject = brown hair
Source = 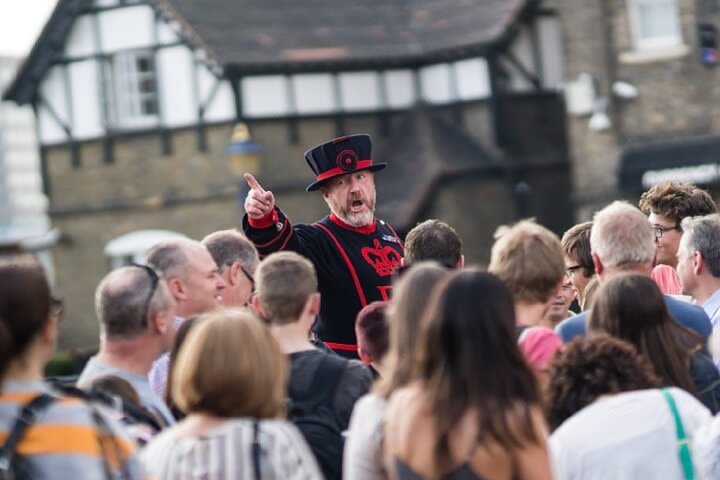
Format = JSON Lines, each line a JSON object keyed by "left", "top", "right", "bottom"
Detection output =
{"left": 172, "top": 309, "right": 287, "bottom": 418}
{"left": 489, "top": 219, "right": 565, "bottom": 304}
{"left": 255, "top": 252, "right": 317, "bottom": 325}
{"left": 547, "top": 334, "right": 661, "bottom": 430}
{"left": 355, "top": 301, "right": 389, "bottom": 362}
{"left": 165, "top": 316, "right": 200, "bottom": 419}
{"left": 375, "top": 262, "right": 449, "bottom": 398}
{"left": 404, "top": 219, "right": 463, "bottom": 268}
{"left": 0, "top": 256, "right": 51, "bottom": 381}
{"left": 588, "top": 274, "right": 698, "bottom": 394}
{"left": 561, "top": 221, "right": 594, "bottom": 278}
{"left": 414, "top": 270, "right": 542, "bottom": 476}
{"left": 639, "top": 181, "right": 716, "bottom": 224}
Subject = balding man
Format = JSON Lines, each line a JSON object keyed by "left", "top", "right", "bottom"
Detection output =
{"left": 555, "top": 201, "right": 712, "bottom": 343}
{"left": 78, "top": 265, "right": 176, "bottom": 425}
{"left": 202, "top": 229, "right": 259, "bottom": 307}
{"left": 146, "top": 238, "right": 226, "bottom": 396}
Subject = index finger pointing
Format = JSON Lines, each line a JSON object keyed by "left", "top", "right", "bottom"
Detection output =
{"left": 244, "top": 173, "right": 266, "bottom": 193}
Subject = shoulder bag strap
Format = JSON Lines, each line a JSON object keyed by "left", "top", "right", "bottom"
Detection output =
{"left": 252, "top": 420, "right": 261, "bottom": 480}
{"left": 661, "top": 388, "right": 695, "bottom": 480}
{"left": 0, "top": 394, "right": 58, "bottom": 478}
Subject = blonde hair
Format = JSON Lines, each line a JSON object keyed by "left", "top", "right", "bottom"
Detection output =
{"left": 255, "top": 251, "right": 317, "bottom": 325}
{"left": 172, "top": 309, "right": 287, "bottom": 418}
{"left": 489, "top": 219, "right": 565, "bottom": 304}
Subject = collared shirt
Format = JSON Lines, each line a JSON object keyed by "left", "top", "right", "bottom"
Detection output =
{"left": 149, "top": 316, "right": 184, "bottom": 399}
{"left": 702, "top": 289, "right": 720, "bottom": 329}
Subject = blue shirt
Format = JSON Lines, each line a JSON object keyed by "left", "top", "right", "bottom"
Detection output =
{"left": 702, "top": 289, "right": 720, "bottom": 330}
{"left": 555, "top": 294, "right": 712, "bottom": 343}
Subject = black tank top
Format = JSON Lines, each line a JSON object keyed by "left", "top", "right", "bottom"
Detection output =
{"left": 394, "top": 458, "right": 487, "bottom": 480}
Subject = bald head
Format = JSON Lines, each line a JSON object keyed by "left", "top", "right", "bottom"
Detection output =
{"left": 95, "top": 266, "right": 172, "bottom": 340}
{"left": 146, "top": 238, "right": 225, "bottom": 317}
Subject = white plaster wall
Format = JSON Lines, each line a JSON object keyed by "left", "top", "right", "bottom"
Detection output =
{"left": 64, "top": 15, "right": 96, "bottom": 58}
{"left": 38, "top": 66, "right": 70, "bottom": 144}
{"left": 156, "top": 20, "right": 180, "bottom": 45}
{"left": 538, "top": 16, "right": 565, "bottom": 90}
{"left": 420, "top": 64, "right": 453, "bottom": 104}
{"left": 242, "top": 75, "right": 290, "bottom": 117}
{"left": 98, "top": 5, "right": 154, "bottom": 53}
{"left": 384, "top": 70, "right": 415, "bottom": 108}
{"left": 69, "top": 60, "right": 104, "bottom": 139}
{"left": 292, "top": 74, "right": 335, "bottom": 113}
{"left": 454, "top": 58, "right": 490, "bottom": 100}
{"left": 157, "top": 45, "right": 196, "bottom": 127}
{"left": 339, "top": 72, "right": 380, "bottom": 111}
{"left": 204, "top": 81, "right": 235, "bottom": 122}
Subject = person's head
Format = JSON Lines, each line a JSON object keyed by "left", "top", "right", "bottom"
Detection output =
{"left": 547, "top": 334, "right": 661, "bottom": 430}
{"left": 588, "top": 273, "right": 697, "bottom": 394}
{"left": 305, "top": 134, "right": 385, "bottom": 228}
{"left": 677, "top": 214, "right": 720, "bottom": 300}
{"left": 489, "top": 219, "right": 565, "bottom": 306}
{"left": 590, "top": 201, "right": 655, "bottom": 278}
{"left": 0, "top": 256, "right": 56, "bottom": 380}
{"left": 377, "top": 262, "right": 449, "bottom": 397}
{"left": 172, "top": 309, "right": 287, "bottom": 418}
{"left": 146, "top": 238, "right": 225, "bottom": 318}
{"left": 639, "top": 181, "right": 716, "bottom": 267}
{"left": 202, "top": 230, "right": 259, "bottom": 307}
{"left": 253, "top": 251, "right": 319, "bottom": 326}
{"left": 403, "top": 219, "right": 464, "bottom": 268}
{"left": 544, "top": 276, "right": 575, "bottom": 327}
{"left": 355, "top": 301, "right": 389, "bottom": 369}
{"left": 414, "top": 269, "right": 540, "bottom": 472}
{"left": 164, "top": 316, "right": 199, "bottom": 418}
{"left": 561, "top": 221, "right": 594, "bottom": 302}
{"left": 95, "top": 265, "right": 175, "bottom": 354}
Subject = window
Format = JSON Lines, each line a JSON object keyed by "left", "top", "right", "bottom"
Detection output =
{"left": 627, "top": 0, "right": 682, "bottom": 50}
{"left": 104, "top": 50, "right": 159, "bottom": 128}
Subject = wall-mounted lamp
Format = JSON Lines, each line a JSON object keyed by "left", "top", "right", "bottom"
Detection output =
{"left": 612, "top": 81, "right": 639, "bottom": 100}
{"left": 588, "top": 98, "right": 611, "bottom": 132}
{"left": 566, "top": 73, "right": 639, "bottom": 133}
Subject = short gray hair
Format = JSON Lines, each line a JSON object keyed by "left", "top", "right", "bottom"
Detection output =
{"left": 146, "top": 238, "right": 202, "bottom": 279}
{"left": 202, "top": 230, "right": 259, "bottom": 273}
{"left": 680, "top": 214, "right": 720, "bottom": 277}
{"left": 590, "top": 201, "right": 655, "bottom": 268}
{"left": 95, "top": 266, "right": 172, "bottom": 339}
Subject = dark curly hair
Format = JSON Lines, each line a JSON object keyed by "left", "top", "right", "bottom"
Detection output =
{"left": 638, "top": 181, "right": 716, "bottom": 224}
{"left": 546, "top": 334, "right": 661, "bottom": 431}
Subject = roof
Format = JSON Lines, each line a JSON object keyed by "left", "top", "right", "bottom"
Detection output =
{"left": 5, "top": 0, "right": 534, "bottom": 103}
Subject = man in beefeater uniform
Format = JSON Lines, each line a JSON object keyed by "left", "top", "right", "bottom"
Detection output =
{"left": 242, "top": 134, "right": 404, "bottom": 357}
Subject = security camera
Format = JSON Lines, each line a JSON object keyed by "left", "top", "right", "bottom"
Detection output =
{"left": 612, "top": 81, "right": 639, "bottom": 99}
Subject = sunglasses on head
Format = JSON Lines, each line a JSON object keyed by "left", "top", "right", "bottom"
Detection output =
{"left": 131, "top": 263, "right": 161, "bottom": 328}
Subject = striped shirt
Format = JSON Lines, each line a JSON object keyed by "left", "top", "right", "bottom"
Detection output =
{"left": 141, "top": 418, "right": 322, "bottom": 479}
{"left": 0, "top": 380, "right": 145, "bottom": 480}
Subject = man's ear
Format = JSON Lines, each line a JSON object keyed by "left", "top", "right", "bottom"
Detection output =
{"left": 252, "top": 294, "right": 267, "bottom": 318}
{"left": 227, "top": 261, "right": 241, "bottom": 287}
{"left": 457, "top": 254, "right": 465, "bottom": 269}
{"left": 400, "top": 257, "right": 407, "bottom": 267}
{"left": 303, "top": 292, "right": 321, "bottom": 317}
{"left": 592, "top": 253, "right": 604, "bottom": 277}
{"left": 40, "top": 314, "right": 58, "bottom": 346}
{"left": 153, "top": 310, "right": 170, "bottom": 336}
{"left": 357, "top": 346, "right": 373, "bottom": 366}
{"left": 694, "top": 251, "right": 704, "bottom": 276}
{"left": 167, "top": 278, "right": 186, "bottom": 301}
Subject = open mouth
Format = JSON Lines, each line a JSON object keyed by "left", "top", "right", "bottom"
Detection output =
{"left": 350, "top": 200, "right": 365, "bottom": 212}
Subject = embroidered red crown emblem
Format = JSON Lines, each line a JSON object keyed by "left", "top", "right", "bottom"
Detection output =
{"left": 361, "top": 240, "right": 401, "bottom": 277}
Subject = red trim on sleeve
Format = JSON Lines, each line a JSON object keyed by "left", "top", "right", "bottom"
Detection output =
{"left": 254, "top": 217, "right": 289, "bottom": 249}
{"left": 324, "top": 342, "right": 358, "bottom": 352}
{"left": 316, "top": 160, "right": 373, "bottom": 182}
{"left": 248, "top": 209, "right": 279, "bottom": 229}
{"left": 315, "top": 223, "right": 368, "bottom": 307}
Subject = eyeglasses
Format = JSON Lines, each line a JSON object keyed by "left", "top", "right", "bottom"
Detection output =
{"left": 220, "top": 261, "right": 255, "bottom": 289}
{"left": 132, "top": 263, "right": 160, "bottom": 328}
{"left": 565, "top": 264, "right": 585, "bottom": 277}
{"left": 653, "top": 224, "right": 681, "bottom": 239}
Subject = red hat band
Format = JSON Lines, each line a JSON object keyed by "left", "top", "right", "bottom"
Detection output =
{"left": 316, "top": 159, "right": 374, "bottom": 182}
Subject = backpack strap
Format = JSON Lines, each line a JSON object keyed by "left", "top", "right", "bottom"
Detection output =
{"left": 252, "top": 420, "right": 261, "bottom": 480}
{"left": 0, "top": 394, "right": 58, "bottom": 476}
{"left": 661, "top": 388, "right": 695, "bottom": 480}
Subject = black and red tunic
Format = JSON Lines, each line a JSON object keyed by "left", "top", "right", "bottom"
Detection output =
{"left": 242, "top": 208, "right": 404, "bottom": 351}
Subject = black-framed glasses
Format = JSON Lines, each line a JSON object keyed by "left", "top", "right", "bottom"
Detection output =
{"left": 653, "top": 224, "right": 681, "bottom": 239}
{"left": 132, "top": 263, "right": 160, "bottom": 328}
{"left": 565, "top": 264, "right": 585, "bottom": 277}
{"left": 220, "top": 261, "right": 255, "bottom": 290}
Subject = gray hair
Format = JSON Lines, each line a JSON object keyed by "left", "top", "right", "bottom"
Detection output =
{"left": 202, "top": 229, "right": 260, "bottom": 273}
{"left": 146, "top": 238, "right": 198, "bottom": 278}
{"left": 95, "top": 266, "right": 172, "bottom": 339}
{"left": 680, "top": 214, "right": 720, "bottom": 277}
{"left": 590, "top": 201, "right": 655, "bottom": 268}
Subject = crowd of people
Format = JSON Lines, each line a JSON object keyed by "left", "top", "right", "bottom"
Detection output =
{"left": 3, "top": 133, "right": 720, "bottom": 479}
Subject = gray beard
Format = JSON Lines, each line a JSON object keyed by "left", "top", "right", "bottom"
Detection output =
{"left": 326, "top": 196, "right": 375, "bottom": 227}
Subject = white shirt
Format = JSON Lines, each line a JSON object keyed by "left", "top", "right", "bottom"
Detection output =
{"left": 343, "top": 393, "right": 387, "bottom": 480}
{"left": 550, "top": 388, "right": 711, "bottom": 480}
{"left": 702, "top": 289, "right": 720, "bottom": 329}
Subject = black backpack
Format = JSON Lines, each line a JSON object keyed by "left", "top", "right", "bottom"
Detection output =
{"left": 287, "top": 354, "right": 347, "bottom": 480}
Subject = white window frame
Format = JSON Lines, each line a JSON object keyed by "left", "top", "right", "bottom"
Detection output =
{"left": 104, "top": 50, "right": 159, "bottom": 129}
{"left": 627, "top": 0, "right": 682, "bottom": 51}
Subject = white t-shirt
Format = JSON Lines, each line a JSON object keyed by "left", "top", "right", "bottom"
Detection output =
{"left": 550, "top": 388, "right": 711, "bottom": 480}
{"left": 343, "top": 393, "right": 387, "bottom": 480}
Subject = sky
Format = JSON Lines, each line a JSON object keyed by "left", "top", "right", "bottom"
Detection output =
{"left": 0, "top": 1, "right": 59, "bottom": 57}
